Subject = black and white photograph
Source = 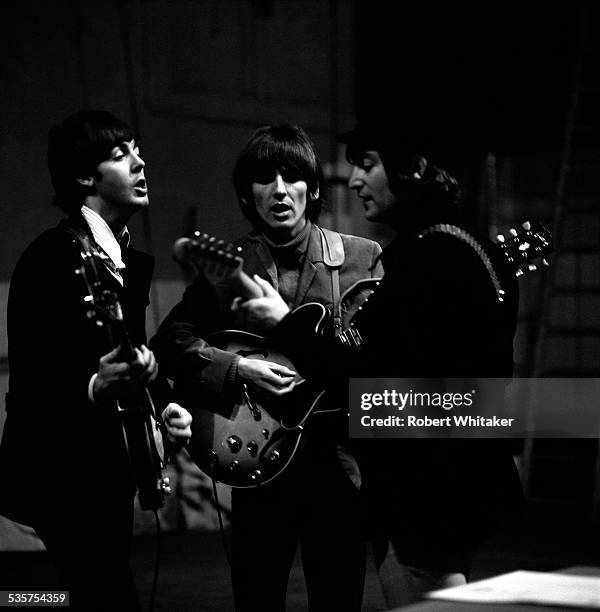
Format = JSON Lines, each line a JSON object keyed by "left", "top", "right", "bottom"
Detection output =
{"left": 0, "top": 2, "right": 599, "bottom": 611}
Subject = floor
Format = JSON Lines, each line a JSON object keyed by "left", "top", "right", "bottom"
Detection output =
{"left": 2, "top": 504, "right": 599, "bottom": 611}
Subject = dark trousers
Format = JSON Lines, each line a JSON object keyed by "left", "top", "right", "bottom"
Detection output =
{"left": 230, "top": 441, "right": 365, "bottom": 611}
{"left": 34, "top": 495, "right": 139, "bottom": 612}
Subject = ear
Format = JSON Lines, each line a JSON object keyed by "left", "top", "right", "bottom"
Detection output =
{"left": 310, "top": 186, "right": 320, "bottom": 201}
{"left": 411, "top": 156, "right": 428, "bottom": 180}
{"left": 75, "top": 176, "right": 94, "bottom": 188}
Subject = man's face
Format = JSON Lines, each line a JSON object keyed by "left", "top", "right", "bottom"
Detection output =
{"left": 348, "top": 150, "right": 397, "bottom": 223}
{"left": 251, "top": 170, "right": 309, "bottom": 239}
{"left": 92, "top": 140, "right": 148, "bottom": 211}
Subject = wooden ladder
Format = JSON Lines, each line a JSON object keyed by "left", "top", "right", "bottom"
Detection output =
{"left": 521, "top": 1, "right": 600, "bottom": 519}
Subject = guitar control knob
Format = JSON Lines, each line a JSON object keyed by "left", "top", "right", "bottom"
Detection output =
{"left": 250, "top": 469, "right": 262, "bottom": 483}
{"left": 226, "top": 436, "right": 242, "bottom": 453}
{"left": 267, "top": 450, "right": 280, "bottom": 463}
{"left": 247, "top": 441, "right": 259, "bottom": 457}
{"left": 161, "top": 478, "right": 172, "bottom": 496}
{"left": 229, "top": 460, "right": 240, "bottom": 471}
{"left": 262, "top": 429, "right": 270, "bottom": 439}
{"left": 208, "top": 451, "right": 219, "bottom": 473}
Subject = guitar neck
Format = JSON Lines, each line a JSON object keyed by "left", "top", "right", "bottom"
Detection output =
{"left": 106, "top": 318, "right": 137, "bottom": 363}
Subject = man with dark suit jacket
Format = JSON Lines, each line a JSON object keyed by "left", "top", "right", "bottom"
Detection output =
{"left": 337, "top": 119, "right": 523, "bottom": 606}
{"left": 151, "top": 125, "right": 383, "bottom": 611}
{"left": 0, "top": 110, "right": 192, "bottom": 610}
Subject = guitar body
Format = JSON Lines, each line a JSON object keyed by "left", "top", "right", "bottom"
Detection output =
{"left": 183, "top": 322, "right": 327, "bottom": 488}
{"left": 119, "top": 392, "right": 167, "bottom": 510}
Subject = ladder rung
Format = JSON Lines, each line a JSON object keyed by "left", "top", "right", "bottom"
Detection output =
{"left": 563, "top": 195, "right": 600, "bottom": 209}
{"left": 551, "top": 287, "right": 600, "bottom": 296}
{"left": 555, "top": 244, "right": 600, "bottom": 254}
{"left": 538, "top": 368, "right": 600, "bottom": 376}
{"left": 525, "top": 496, "right": 589, "bottom": 507}
{"left": 563, "top": 207, "right": 600, "bottom": 215}
{"left": 567, "top": 163, "right": 600, "bottom": 172}
{"left": 546, "top": 327, "right": 600, "bottom": 337}
{"left": 573, "top": 124, "right": 600, "bottom": 134}
{"left": 529, "top": 454, "right": 596, "bottom": 463}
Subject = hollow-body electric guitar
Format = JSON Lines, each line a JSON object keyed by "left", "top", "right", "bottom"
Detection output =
{"left": 173, "top": 233, "right": 343, "bottom": 488}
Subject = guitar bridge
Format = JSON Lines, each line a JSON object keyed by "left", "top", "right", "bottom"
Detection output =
{"left": 339, "top": 326, "right": 363, "bottom": 349}
{"left": 242, "top": 384, "right": 262, "bottom": 420}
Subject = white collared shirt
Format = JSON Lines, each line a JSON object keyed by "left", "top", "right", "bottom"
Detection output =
{"left": 81, "top": 205, "right": 131, "bottom": 404}
{"left": 81, "top": 205, "right": 130, "bottom": 286}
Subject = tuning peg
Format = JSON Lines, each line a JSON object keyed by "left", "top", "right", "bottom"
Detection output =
{"left": 193, "top": 230, "right": 201, "bottom": 237}
{"left": 496, "top": 234, "right": 505, "bottom": 243}
{"left": 542, "top": 258, "right": 550, "bottom": 266}
{"left": 528, "top": 263, "right": 537, "bottom": 271}
{"left": 509, "top": 228, "right": 518, "bottom": 237}
{"left": 522, "top": 221, "right": 531, "bottom": 231}
{"left": 516, "top": 268, "right": 524, "bottom": 277}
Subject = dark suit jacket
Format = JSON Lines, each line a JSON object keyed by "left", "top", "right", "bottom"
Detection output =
{"left": 352, "top": 224, "right": 523, "bottom": 569}
{"left": 0, "top": 214, "right": 155, "bottom": 525}
{"left": 151, "top": 224, "right": 383, "bottom": 405}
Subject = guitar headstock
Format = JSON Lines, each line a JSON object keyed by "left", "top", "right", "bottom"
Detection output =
{"left": 495, "top": 220, "right": 554, "bottom": 277}
{"left": 173, "top": 232, "right": 244, "bottom": 285}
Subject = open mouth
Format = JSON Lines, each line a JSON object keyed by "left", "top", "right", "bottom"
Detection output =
{"left": 134, "top": 179, "right": 147, "bottom": 195}
{"left": 272, "top": 203, "right": 291, "bottom": 214}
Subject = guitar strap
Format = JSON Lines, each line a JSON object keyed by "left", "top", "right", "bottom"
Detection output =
{"left": 418, "top": 224, "right": 505, "bottom": 302}
{"left": 62, "top": 217, "right": 127, "bottom": 286}
{"left": 318, "top": 226, "right": 345, "bottom": 336}
{"left": 60, "top": 217, "right": 95, "bottom": 254}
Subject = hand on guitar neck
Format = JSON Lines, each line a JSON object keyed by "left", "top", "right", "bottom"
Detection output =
{"left": 173, "top": 234, "right": 296, "bottom": 397}
{"left": 232, "top": 274, "right": 291, "bottom": 334}
{"left": 174, "top": 235, "right": 291, "bottom": 333}
{"left": 93, "top": 343, "right": 158, "bottom": 404}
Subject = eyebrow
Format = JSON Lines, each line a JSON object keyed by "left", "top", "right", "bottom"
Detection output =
{"left": 114, "top": 140, "right": 138, "bottom": 153}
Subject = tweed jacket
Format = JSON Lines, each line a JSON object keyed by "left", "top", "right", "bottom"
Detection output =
{"left": 151, "top": 224, "right": 383, "bottom": 404}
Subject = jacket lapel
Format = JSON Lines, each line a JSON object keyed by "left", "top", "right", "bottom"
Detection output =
{"left": 293, "top": 226, "right": 321, "bottom": 307}
{"left": 244, "top": 234, "right": 278, "bottom": 289}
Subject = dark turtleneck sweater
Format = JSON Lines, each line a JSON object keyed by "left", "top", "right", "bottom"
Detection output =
{"left": 261, "top": 220, "right": 312, "bottom": 308}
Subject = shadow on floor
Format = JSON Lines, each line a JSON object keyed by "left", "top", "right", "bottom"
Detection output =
{"left": 2, "top": 504, "right": 599, "bottom": 611}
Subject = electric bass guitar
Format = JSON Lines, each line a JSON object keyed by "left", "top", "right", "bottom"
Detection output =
{"left": 76, "top": 249, "right": 171, "bottom": 510}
